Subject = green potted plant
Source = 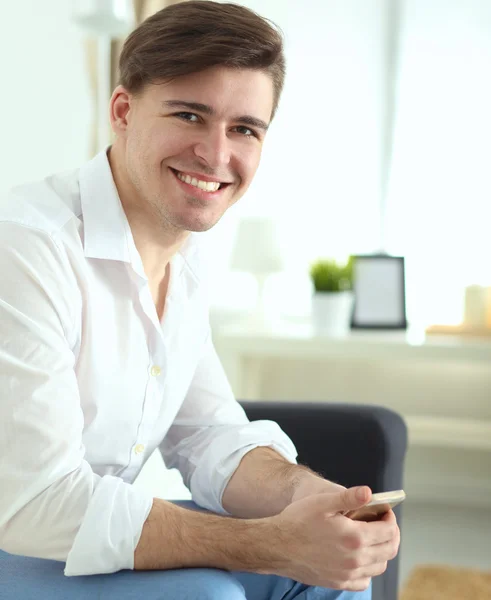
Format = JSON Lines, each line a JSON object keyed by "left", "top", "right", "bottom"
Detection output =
{"left": 309, "top": 256, "right": 355, "bottom": 334}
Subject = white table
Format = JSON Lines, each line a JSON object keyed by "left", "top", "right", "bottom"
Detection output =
{"left": 213, "top": 322, "right": 491, "bottom": 452}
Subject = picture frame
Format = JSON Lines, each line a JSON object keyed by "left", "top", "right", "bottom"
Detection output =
{"left": 350, "top": 254, "right": 408, "bottom": 330}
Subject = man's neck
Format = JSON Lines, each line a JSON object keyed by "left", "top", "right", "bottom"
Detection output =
{"left": 123, "top": 205, "right": 186, "bottom": 283}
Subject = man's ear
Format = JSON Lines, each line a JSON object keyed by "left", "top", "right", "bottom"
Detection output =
{"left": 109, "top": 85, "right": 133, "bottom": 137}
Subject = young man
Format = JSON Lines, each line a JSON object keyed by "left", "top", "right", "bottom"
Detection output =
{"left": 0, "top": 2, "right": 399, "bottom": 598}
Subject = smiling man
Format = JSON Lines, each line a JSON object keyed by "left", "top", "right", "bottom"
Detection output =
{"left": 0, "top": 2, "right": 399, "bottom": 599}
{"left": 108, "top": 63, "right": 274, "bottom": 313}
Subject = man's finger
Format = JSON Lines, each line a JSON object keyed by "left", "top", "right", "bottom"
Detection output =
{"left": 359, "top": 519, "right": 398, "bottom": 546}
{"left": 342, "top": 538, "right": 399, "bottom": 573}
{"left": 308, "top": 487, "right": 372, "bottom": 517}
{"left": 380, "top": 509, "right": 397, "bottom": 524}
{"left": 366, "top": 538, "right": 400, "bottom": 563}
{"left": 355, "top": 561, "right": 389, "bottom": 579}
{"left": 327, "top": 486, "right": 373, "bottom": 515}
{"left": 337, "top": 577, "right": 372, "bottom": 593}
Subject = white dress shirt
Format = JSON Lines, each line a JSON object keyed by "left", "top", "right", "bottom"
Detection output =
{"left": 0, "top": 149, "right": 297, "bottom": 576}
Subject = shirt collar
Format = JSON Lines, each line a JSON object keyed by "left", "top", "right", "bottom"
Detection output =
{"left": 78, "top": 147, "right": 203, "bottom": 282}
{"left": 79, "top": 147, "right": 133, "bottom": 263}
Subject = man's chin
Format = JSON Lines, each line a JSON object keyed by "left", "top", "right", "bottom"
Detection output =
{"left": 172, "top": 212, "right": 223, "bottom": 234}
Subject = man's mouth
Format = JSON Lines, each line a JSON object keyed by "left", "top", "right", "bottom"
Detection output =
{"left": 170, "top": 168, "right": 230, "bottom": 193}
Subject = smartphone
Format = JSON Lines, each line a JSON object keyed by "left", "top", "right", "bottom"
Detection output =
{"left": 344, "top": 490, "right": 406, "bottom": 522}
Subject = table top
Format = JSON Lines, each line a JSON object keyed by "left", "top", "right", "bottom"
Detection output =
{"left": 213, "top": 320, "right": 491, "bottom": 362}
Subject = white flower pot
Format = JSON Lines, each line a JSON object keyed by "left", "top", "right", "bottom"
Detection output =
{"left": 312, "top": 291, "right": 354, "bottom": 335}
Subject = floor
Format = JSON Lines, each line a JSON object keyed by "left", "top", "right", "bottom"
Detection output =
{"left": 398, "top": 500, "right": 491, "bottom": 587}
{"left": 134, "top": 451, "right": 491, "bottom": 594}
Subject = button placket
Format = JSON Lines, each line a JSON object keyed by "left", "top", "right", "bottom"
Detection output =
{"left": 128, "top": 266, "right": 166, "bottom": 471}
{"left": 132, "top": 351, "right": 166, "bottom": 464}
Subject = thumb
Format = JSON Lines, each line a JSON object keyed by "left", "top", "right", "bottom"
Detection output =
{"left": 320, "top": 486, "right": 372, "bottom": 514}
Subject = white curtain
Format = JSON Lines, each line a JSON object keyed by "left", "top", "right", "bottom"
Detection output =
{"left": 385, "top": 0, "right": 491, "bottom": 325}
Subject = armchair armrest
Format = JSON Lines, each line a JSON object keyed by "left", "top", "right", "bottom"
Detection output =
{"left": 239, "top": 400, "right": 408, "bottom": 600}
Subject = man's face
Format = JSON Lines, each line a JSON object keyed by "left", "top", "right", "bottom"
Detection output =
{"left": 116, "top": 66, "right": 274, "bottom": 233}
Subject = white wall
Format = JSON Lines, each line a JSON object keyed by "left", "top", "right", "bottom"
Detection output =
{"left": 0, "top": 0, "right": 92, "bottom": 195}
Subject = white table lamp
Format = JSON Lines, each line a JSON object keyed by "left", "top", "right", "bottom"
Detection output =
{"left": 230, "top": 217, "right": 283, "bottom": 328}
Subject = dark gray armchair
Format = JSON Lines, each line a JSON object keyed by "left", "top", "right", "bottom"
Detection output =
{"left": 239, "top": 401, "right": 408, "bottom": 600}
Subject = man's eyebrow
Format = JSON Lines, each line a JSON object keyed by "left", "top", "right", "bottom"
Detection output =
{"left": 163, "top": 100, "right": 213, "bottom": 115}
{"left": 162, "top": 100, "right": 270, "bottom": 131}
{"left": 234, "top": 114, "right": 269, "bottom": 132}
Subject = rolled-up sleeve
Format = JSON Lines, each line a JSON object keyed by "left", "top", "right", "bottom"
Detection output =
{"left": 0, "top": 223, "right": 153, "bottom": 576}
{"left": 159, "top": 335, "right": 298, "bottom": 514}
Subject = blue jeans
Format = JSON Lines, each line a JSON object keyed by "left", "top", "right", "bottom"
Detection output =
{"left": 0, "top": 501, "right": 372, "bottom": 600}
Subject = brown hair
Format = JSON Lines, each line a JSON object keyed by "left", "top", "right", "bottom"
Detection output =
{"left": 118, "top": 1, "right": 285, "bottom": 119}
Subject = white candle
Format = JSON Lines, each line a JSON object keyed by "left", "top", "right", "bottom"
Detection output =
{"left": 464, "top": 285, "right": 488, "bottom": 328}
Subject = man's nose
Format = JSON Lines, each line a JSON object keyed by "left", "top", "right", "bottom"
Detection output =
{"left": 193, "top": 128, "right": 231, "bottom": 169}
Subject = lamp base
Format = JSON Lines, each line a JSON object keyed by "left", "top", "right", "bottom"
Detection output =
{"left": 240, "top": 273, "right": 278, "bottom": 332}
{"left": 241, "top": 308, "right": 275, "bottom": 333}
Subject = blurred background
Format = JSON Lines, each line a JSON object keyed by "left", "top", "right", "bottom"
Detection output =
{"left": 2, "top": 0, "right": 490, "bottom": 596}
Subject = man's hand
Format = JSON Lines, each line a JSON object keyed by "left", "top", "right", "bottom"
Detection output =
{"left": 290, "top": 471, "right": 347, "bottom": 504}
{"left": 267, "top": 487, "right": 401, "bottom": 591}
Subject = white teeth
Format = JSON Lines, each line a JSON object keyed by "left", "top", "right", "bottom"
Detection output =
{"left": 176, "top": 171, "right": 221, "bottom": 192}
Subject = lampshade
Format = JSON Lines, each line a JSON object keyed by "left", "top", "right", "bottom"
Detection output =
{"left": 230, "top": 217, "right": 283, "bottom": 275}
{"left": 72, "top": 0, "right": 135, "bottom": 37}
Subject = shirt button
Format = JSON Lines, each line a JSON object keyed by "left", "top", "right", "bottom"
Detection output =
{"left": 150, "top": 365, "right": 161, "bottom": 377}
{"left": 134, "top": 444, "right": 145, "bottom": 455}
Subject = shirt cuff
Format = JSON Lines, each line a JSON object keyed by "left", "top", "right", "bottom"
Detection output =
{"left": 188, "top": 420, "right": 298, "bottom": 514}
{"left": 64, "top": 474, "right": 154, "bottom": 576}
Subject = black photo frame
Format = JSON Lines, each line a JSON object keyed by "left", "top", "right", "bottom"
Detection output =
{"left": 350, "top": 254, "right": 408, "bottom": 330}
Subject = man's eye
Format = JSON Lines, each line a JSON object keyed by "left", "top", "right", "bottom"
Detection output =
{"left": 175, "top": 112, "right": 199, "bottom": 122}
{"left": 234, "top": 126, "right": 256, "bottom": 138}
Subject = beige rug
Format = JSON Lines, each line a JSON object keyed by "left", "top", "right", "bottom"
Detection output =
{"left": 400, "top": 565, "right": 491, "bottom": 600}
